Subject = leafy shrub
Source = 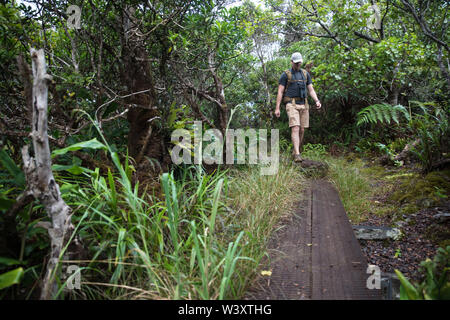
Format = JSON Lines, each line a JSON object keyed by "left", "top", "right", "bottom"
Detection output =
{"left": 302, "top": 143, "right": 327, "bottom": 158}
{"left": 408, "top": 101, "right": 449, "bottom": 172}
{"left": 374, "top": 143, "right": 403, "bottom": 166}
{"left": 388, "top": 137, "right": 408, "bottom": 153}
{"left": 356, "top": 101, "right": 449, "bottom": 172}
{"left": 395, "top": 246, "right": 450, "bottom": 300}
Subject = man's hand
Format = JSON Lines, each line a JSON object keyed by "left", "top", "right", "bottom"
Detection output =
{"left": 274, "top": 108, "right": 280, "bottom": 118}
{"left": 315, "top": 101, "right": 322, "bottom": 109}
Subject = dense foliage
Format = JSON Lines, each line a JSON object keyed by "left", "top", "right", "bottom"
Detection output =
{"left": 0, "top": 0, "right": 448, "bottom": 299}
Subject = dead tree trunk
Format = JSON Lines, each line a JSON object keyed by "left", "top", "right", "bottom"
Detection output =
{"left": 22, "top": 48, "right": 79, "bottom": 300}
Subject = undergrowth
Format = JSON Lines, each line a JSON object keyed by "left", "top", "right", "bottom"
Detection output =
{"left": 56, "top": 150, "right": 304, "bottom": 300}
{"left": 1, "top": 132, "right": 304, "bottom": 300}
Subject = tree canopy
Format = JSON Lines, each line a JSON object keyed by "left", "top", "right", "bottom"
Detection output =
{"left": 0, "top": 0, "right": 448, "bottom": 300}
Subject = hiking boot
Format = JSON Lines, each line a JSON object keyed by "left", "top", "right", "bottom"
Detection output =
{"left": 293, "top": 154, "right": 303, "bottom": 163}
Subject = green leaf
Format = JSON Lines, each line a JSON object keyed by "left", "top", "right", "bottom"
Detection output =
{"left": 51, "top": 138, "right": 107, "bottom": 158}
{"left": 399, "top": 282, "right": 408, "bottom": 300}
{"left": 0, "top": 267, "right": 24, "bottom": 290}
{"left": 52, "top": 164, "right": 90, "bottom": 175}
{"left": 59, "top": 183, "right": 78, "bottom": 193}
{"left": 209, "top": 178, "right": 224, "bottom": 235}
{"left": 0, "top": 257, "right": 22, "bottom": 266}
{"left": 0, "top": 195, "right": 15, "bottom": 210}
{"left": 0, "top": 149, "right": 25, "bottom": 187}
{"left": 395, "top": 269, "right": 420, "bottom": 300}
{"left": 107, "top": 168, "right": 117, "bottom": 212}
{"left": 439, "top": 283, "right": 450, "bottom": 300}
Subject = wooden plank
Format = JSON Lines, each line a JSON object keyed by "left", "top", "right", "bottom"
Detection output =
{"left": 245, "top": 178, "right": 381, "bottom": 300}
{"left": 244, "top": 190, "right": 311, "bottom": 299}
{"left": 311, "top": 180, "right": 381, "bottom": 300}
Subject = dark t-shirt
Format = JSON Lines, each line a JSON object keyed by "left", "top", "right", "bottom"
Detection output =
{"left": 279, "top": 68, "right": 312, "bottom": 100}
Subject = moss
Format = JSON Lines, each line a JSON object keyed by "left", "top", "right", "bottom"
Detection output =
{"left": 389, "top": 170, "right": 450, "bottom": 208}
{"left": 424, "top": 171, "right": 450, "bottom": 194}
{"left": 385, "top": 172, "right": 416, "bottom": 181}
{"left": 361, "top": 165, "right": 387, "bottom": 178}
{"left": 400, "top": 204, "right": 420, "bottom": 215}
{"left": 345, "top": 152, "right": 358, "bottom": 162}
{"left": 425, "top": 224, "right": 450, "bottom": 244}
{"left": 373, "top": 206, "right": 394, "bottom": 217}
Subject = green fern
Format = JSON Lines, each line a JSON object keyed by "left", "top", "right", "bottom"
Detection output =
{"left": 409, "top": 100, "right": 435, "bottom": 114}
{"left": 0, "top": 148, "right": 25, "bottom": 187}
{"left": 356, "top": 103, "right": 409, "bottom": 127}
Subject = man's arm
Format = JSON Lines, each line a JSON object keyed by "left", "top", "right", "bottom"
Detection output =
{"left": 275, "top": 84, "right": 285, "bottom": 118}
{"left": 307, "top": 84, "right": 321, "bottom": 109}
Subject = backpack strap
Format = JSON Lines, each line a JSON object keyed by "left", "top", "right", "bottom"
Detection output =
{"left": 301, "top": 68, "right": 309, "bottom": 109}
{"left": 301, "top": 68, "right": 308, "bottom": 82}
{"left": 283, "top": 69, "right": 292, "bottom": 94}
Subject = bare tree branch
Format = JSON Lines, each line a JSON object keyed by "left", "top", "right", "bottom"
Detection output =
{"left": 353, "top": 31, "right": 381, "bottom": 43}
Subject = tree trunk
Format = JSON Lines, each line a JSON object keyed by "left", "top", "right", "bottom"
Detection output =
{"left": 207, "top": 51, "right": 229, "bottom": 136}
{"left": 120, "top": 7, "right": 169, "bottom": 175}
{"left": 436, "top": 44, "right": 450, "bottom": 91}
{"left": 23, "top": 48, "right": 81, "bottom": 300}
{"left": 388, "top": 85, "right": 400, "bottom": 106}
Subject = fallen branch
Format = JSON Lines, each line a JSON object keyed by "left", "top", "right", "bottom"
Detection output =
{"left": 394, "top": 138, "right": 420, "bottom": 162}
{"left": 430, "top": 158, "right": 450, "bottom": 171}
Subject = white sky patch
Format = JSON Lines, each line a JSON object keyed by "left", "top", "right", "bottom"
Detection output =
{"left": 225, "top": 0, "right": 267, "bottom": 10}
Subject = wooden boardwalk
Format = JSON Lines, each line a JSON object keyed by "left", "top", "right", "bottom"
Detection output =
{"left": 246, "top": 179, "right": 381, "bottom": 300}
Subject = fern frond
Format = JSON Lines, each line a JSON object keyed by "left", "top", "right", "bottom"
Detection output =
{"left": 357, "top": 103, "right": 402, "bottom": 126}
{"left": 374, "top": 104, "right": 384, "bottom": 123}
{"left": 382, "top": 104, "right": 392, "bottom": 124}
{"left": 396, "top": 104, "right": 410, "bottom": 122}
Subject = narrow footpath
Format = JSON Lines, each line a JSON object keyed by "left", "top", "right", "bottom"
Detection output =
{"left": 246, "top": 179, "right": 382, "bottom": 300}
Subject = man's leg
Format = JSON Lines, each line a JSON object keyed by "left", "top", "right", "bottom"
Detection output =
{"left": 298, "top": 108, "right": 309, "bottom": 155}
{"left": 298, "top": 127, "right": 305, "bottom": 154}
{"left": 291, "top": 125, "right": 300, "bottom": 155}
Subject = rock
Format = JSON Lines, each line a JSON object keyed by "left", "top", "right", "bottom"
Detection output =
{"left": 381, "top": 272, "right": 401, "bottom": 300}
{"left": 353, "top": 225, "right": 402, "bottom": 240}
{"left": 394, "top": 220, "right": 409, "bottom": 228}
{"left": 433, "top": 213, "right": 450, "bottom": 223}
{"left": 298, "top": 159, "right": 329, "bottom": 177}
{"left": 299, "top": 159, "right": 328, "bottom": 169}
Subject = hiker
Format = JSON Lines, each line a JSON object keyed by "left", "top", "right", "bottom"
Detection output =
{"left": 274, "top": 52, "right": 321, "bottom": 163}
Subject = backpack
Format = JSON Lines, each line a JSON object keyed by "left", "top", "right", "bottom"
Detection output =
{"left": 283, "top": 68, "right": 309, "bottom": 109}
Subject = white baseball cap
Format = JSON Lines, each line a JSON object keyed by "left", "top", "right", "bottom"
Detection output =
{"left": 291, "top": 52, "right": 303, "bottom": 63}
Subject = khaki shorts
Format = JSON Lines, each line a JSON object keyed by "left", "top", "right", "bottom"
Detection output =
{"left": 286, "top": 102, "right": 309, "bottom": 128}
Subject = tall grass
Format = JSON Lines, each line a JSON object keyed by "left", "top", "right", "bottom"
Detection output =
{"left": 325, "top": 157, "right": 373, "bottom": 223}
{"left": 61, "top": 154, "right": 249, "bottom": 299}
{"left": 54, "top": 112, "right": 306, "bottom": 299}
{"left": 225, "top": 154, "right": 306, "bottom": 296}
{"left": 61, "top": 161, "right": 304, "bottom": 299}
{"left": 301, "top": 145, "right": 376, "bottom": 224}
